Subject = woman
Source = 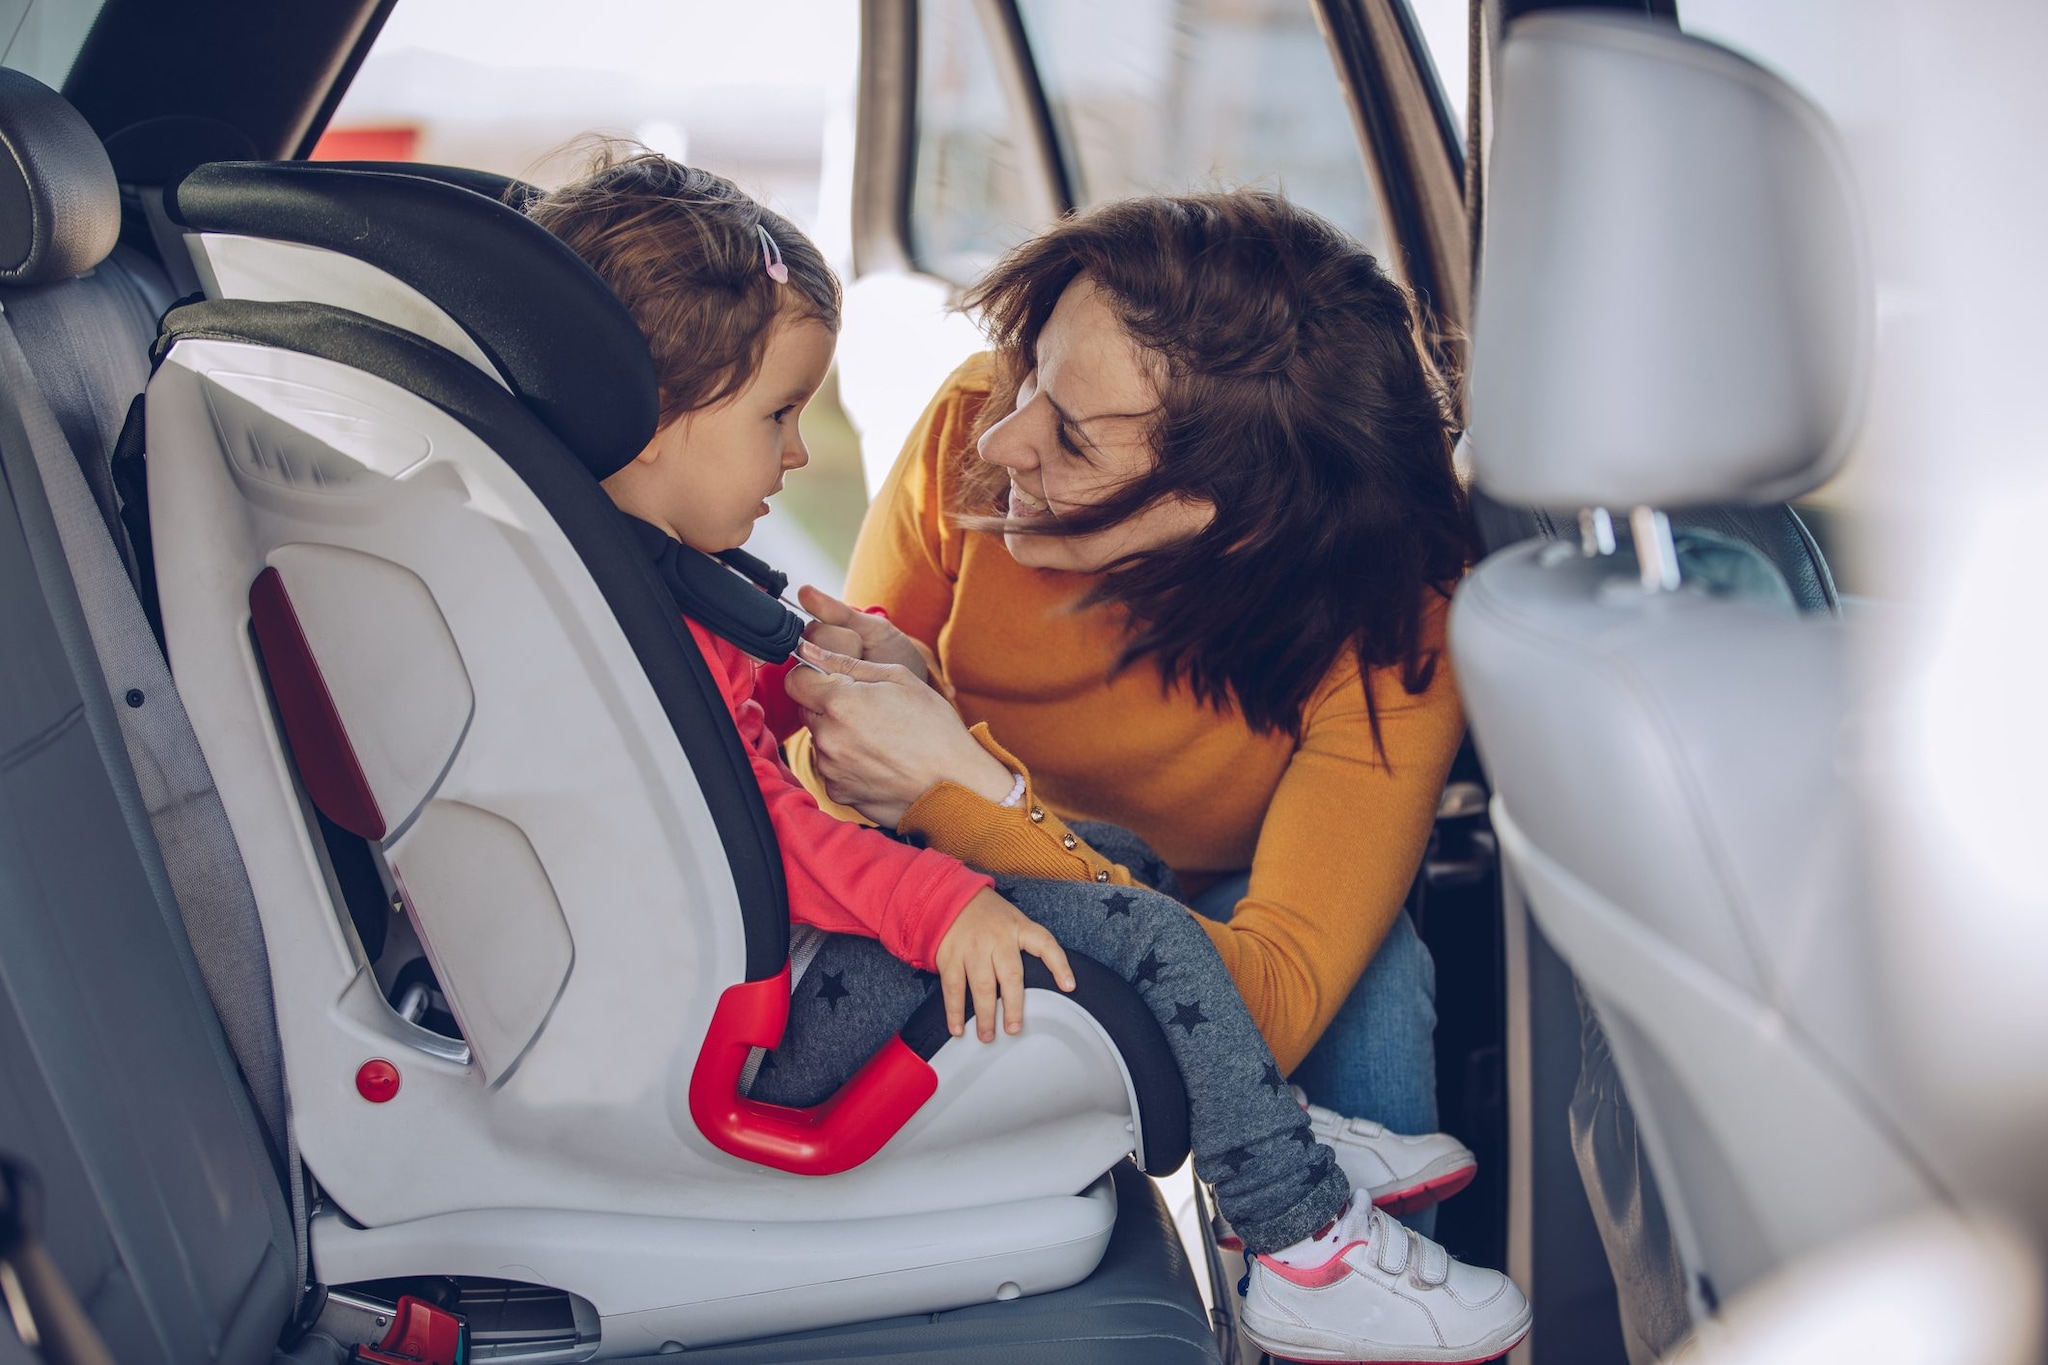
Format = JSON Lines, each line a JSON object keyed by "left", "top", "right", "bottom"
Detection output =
{"left": 784, "top": 190, "right": 1470, "bottom": 1183}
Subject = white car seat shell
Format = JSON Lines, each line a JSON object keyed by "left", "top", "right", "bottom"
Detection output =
{"left": 145, "top": 162, "right": 1190, "bottom": 1349}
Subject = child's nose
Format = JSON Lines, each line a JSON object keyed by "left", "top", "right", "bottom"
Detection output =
{"left": 782, "top": 431, "right": 810, "bottom": 471}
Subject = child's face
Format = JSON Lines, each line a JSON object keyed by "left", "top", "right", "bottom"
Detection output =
{"left": 606, "top": 314, "right": 836, "bottom": 553}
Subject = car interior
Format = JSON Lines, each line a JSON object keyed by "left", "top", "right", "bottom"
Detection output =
{"left": 1, "top": 0, "right": 2042, "bottom": 1363}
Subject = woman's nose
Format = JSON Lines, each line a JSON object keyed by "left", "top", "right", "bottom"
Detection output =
{"left": 976, "top": 406, "right": 1038, "bottom": 472}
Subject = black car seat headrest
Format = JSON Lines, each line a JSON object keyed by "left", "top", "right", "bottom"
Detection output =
{"left": 309, "top": 160, "right": 539, "bottom": 209}
{"left": 0, "top": 67, "right": 120, "bottom": 286}
{"left": 166, "top": 160, "right": 656, "bottom": 478}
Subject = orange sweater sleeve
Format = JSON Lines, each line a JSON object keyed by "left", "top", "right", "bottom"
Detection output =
{"left": 900, "top": 724, "right": 1142, "bottom": 888}
{"left": 1196, "top": 612, "right": 1465, "bottom": 1072}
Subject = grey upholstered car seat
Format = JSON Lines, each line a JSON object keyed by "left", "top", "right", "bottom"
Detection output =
{"left": 0, "top": 65, "right": 300, "bottom": 1365}
{"left": 1451, "top": 9, "right": 1947, "bottom": 1325}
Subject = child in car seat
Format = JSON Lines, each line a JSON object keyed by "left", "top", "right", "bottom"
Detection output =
{"left": 528, "top": 147, "right": 1531, "bottom": 1365}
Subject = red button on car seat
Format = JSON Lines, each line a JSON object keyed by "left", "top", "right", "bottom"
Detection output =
{"left": 356, "top": 1059, "right": 401, "bottom": 1103}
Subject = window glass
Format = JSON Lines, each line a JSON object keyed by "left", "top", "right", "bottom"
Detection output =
{"left": 1014, "top": 0, "right": 1388, "bottom": 260}
{"left": 1, "top": 0, "right": 109, "bottom": 89}
{"left": 1405, "top": 0, "right": 1467, "bottom": 135}
{"left": 910, "top": 0, "right": 1057, "bottom": 285}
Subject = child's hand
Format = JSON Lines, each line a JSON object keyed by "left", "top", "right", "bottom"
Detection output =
{"left": 796, "top": 586, "right": 952, "bottom": 698}
{"left": 933, "top": 888, "right": 1076, "bottom": 1042}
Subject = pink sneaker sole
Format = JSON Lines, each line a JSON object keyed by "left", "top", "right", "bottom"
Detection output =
{"left": 1216, "top": 1161, "right": 1479, "bottom": 1252}
{"left": 1372, "top": 1162, "right": 1478, "bottom": 1219}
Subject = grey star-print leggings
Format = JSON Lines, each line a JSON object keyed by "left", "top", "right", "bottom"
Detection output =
{"left": 747, "top": 872, "right": 1352, "bottom": 1255}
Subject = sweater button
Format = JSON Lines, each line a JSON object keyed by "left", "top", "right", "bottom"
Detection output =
{"left": 1062, "top": 834, "right": 1078, "bottom": 850}
{"left": 1029, "top": 807, "right": 1045, "bottom": 823}
{"left": 1094, "top": 871, "right": 1111, "bottom": 883}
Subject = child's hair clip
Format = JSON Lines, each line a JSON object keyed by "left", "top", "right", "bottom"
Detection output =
{"left": 757, "top": 223, "right": 790, "bottom": 285}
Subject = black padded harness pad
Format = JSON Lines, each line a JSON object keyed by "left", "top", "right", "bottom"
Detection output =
{"left": 0, "top": 68, "right": 120, "bottom": 286}
{"left": 166, "top": 161, "right": 657, "bottom": 480}
{"left": 620, "top": 514, "right": 806, "bottom": 664}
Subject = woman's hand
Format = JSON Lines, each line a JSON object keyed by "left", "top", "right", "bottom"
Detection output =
{"left": 783, "top": 642, "right": 1014, "bottom": 828}
{"left": 934, "top": 888, "right": 1076, "bottom": 1040}
{"left": 795, "top": 586, "right": 952, "bottom": 698}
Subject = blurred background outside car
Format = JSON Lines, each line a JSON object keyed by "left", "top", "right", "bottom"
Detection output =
{"left": 324, "top": 0, "right": 1471, "bottom": 582}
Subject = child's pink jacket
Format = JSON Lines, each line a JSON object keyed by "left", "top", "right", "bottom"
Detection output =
{"left": 686, "top": 618, "right": 990, "bottom": 971}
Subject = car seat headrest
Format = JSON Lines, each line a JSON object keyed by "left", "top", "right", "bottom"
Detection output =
{"left": 167, "top": 161, "right": 657, "bottom": 478}
{"left": 1467, "top": 12, "right": 1870, "bottom": 509}
{"left": 0, "top": 67, "right": 120, "bottom": 286}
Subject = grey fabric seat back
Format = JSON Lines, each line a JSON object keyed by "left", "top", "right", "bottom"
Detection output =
{"left": 0, "top": 66, "right": 297, "bottom": 1363}
{"left": 1449, "top": 11, "right": 1940, "bottom": 1318}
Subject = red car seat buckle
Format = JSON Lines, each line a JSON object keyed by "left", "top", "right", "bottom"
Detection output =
{"left": 689, "top": 967, "right": 938, "bottom": 1175}
{"left": 349, "top": 1295, "right": 468, "bottom": 1365}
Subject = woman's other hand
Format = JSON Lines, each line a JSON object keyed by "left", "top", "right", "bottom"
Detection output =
{"left": 934, "top": 888, "right": 1076, "bottom": 1040}
{"left": 796, "top": 585, "right": 952, "bottom": 698}
{"left": 783, "top": 641, "right": 1012, "bottom": 828}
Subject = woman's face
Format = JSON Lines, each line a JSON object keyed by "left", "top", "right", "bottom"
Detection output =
{"left": 976, "top": 276, "right": 1214, "bottom": 573}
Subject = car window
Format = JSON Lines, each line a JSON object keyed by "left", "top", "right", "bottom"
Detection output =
{"left": 2, "top": 0, "right": 109, "bottom": 88}
{"left": 909, "top": 0, "right": 1060, "bottom": 285}
{"left": 1014, "top": 0, "right": 1390, "bottom": 261}
{"left": 1405, "top": 0, "right": 1469, "bottom": 135}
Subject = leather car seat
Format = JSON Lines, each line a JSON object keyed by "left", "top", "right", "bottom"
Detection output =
{"left": 1451, "top": 8, "right": 1947, "bottom": 1319}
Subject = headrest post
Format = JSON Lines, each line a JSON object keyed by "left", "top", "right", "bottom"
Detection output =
{"left": 1631, "top": 506, "right": 1680, "bottom": 593}
{"left": 1578, "top": 507, "right": 1618, "bottom": 557}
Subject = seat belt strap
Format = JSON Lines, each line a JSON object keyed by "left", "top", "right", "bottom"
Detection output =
{"left": 0, "top": 303, "right": 309, "bottom": 1299}
{"left": 107, "top": 394, "right": 163, "bottom": 646}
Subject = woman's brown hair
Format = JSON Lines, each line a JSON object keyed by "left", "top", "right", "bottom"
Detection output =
{"left": 962, "top": 191, "right": 1472, "bottom": 748}
{"left": 526, "top": 144, "right": 840, "bottom": 428}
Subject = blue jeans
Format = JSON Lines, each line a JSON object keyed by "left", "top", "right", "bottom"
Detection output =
{"left": 1190, "top": 874, "right": 1441, "bottom": 1235}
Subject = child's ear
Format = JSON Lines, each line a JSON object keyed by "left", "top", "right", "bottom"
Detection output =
{"left": 633, "top": 418, "right": 683, "bottom": 467}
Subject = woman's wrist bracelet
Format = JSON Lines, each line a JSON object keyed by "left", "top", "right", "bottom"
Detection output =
{"left": 997, "top": 772, "right": 1028, "bottom": 808}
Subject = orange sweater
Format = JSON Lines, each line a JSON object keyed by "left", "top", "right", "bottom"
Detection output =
{"left": 816, "top": 354, "right": 1465, "bottom": 1072}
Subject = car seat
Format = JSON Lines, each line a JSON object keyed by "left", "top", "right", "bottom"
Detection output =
{"left": 139, "top": 158, "right": 1191, "bottom": 1351}
{"left": 1451, "top": 9, "right": 1946, "bottom": 1321}
{"left": 140, "top": 157, "right": 1196, "bottom": 1342}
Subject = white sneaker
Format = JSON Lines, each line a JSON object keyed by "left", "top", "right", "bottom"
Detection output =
{"left": 1296, "top": 1087, "right": 1478, "bottom": 1220}
{"left": 1215, "top": 1091, "right": 1478, "bottom": 1251}
{"left": 1242, "top": 1201, "right": 1531, "bottom": 1364}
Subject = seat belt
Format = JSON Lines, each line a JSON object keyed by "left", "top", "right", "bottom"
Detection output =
{"left": 0, "top": 303, "right": 311, "bottom": 1303}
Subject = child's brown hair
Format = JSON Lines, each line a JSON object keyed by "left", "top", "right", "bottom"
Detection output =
{"left": 527, "top": 144, "right": 840, "bottom": 429}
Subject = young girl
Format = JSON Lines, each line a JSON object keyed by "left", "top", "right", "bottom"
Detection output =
{"left": 528, "top": 149, "right": 1530, "bottom": 1365}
